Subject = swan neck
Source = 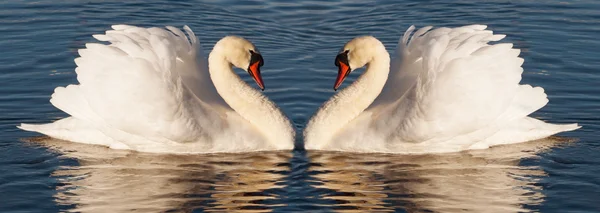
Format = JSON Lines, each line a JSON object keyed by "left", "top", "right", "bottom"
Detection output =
{"left": 207, "top": 51, "right": 293, "bottom": 147}
{"left": 342, "top": 52, "right": 390, "bottom": 119}
{"left": 305, "top": 48, "right": 390, "bottom": 147}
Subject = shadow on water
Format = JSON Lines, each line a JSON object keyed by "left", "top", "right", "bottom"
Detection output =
{"left": 23, "top": 136, "right": 575, "bottom": 212}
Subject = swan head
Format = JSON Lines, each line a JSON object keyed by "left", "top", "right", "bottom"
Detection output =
{"left": 333, "top": 36, "right": 385, "bottom": 90}
{"left": 213, "top": 36, "right": 265, "bottom": 90}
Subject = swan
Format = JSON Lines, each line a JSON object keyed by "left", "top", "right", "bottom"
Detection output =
{"left": 18, "top": 25, "right": 295, "bottom": 153}
{"left": 304, "top": 24, "right": 580, "bottom": 153}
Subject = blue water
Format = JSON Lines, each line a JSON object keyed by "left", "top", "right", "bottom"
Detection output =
{"left": 1, "top": 0, "right": 599, "bottom": 212}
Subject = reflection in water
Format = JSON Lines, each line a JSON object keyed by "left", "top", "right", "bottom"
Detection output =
{"left": 28, "top": 137, "right": 291, "bottom": 212}
{"left": 309, "top": 138, "right": 572, "bottom": 213}
{"left": 26, "top": 136, "right": 573, "bottom": 212}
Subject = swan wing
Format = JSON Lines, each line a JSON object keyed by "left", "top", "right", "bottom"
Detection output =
{"left": 21, "top": 25, "right": 225, "bottom": 148}
{"left": 373, "top": 25, "right": 579, "bottom": 148}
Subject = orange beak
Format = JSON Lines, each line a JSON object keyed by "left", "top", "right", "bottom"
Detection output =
{"left": 248, "top": 61, "right": 265, "bottom": 90}
{"left": 334, "top": 60, "right": 351, "bottom": 91}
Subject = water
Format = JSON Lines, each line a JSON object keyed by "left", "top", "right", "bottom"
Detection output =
{"left": 1, "top": 0, "right": 599, "bottom": 212}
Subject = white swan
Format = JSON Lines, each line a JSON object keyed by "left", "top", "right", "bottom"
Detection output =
{"left": 19, "top": 25, "right": 295, "bottom": 153}
{"left": 304, "top": 24, "right": 580, "bottom": 153}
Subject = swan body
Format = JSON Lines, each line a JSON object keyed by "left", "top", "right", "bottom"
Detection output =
{"left": 19, "top": 25, "right": 294, "bottom": 153}
{"left": 304, "top": 25, "right": 580, "bottom": 153}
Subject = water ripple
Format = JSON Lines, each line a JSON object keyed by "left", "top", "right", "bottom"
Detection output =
{"left": 1, "top": 0, "right": 599, "bottom": 212}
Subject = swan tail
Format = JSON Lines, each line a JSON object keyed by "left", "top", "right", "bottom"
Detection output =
{"left": 468, "top": 117, "right": 580, "bottom": 149}
{"left": 18, "top": 117, "right": 130, "bottom": 149}
{"left": 18, "top": 122, "right": 67, "bottom": 141}
{"left": 18, "top": 85, "right": 112, "bottom": 144}
{"left": 18, "top": 123, "right": 47, "bottom": 133}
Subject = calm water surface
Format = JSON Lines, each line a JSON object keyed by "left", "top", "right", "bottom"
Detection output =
{"left": 1, "top": 0, "right": 599, "bottom": 212}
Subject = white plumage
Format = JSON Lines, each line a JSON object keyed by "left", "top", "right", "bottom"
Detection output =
{"left": 304, "top": 24, "right": 579, "bottom": 153}
{"left": 19, "top": 25, "right": 295, "bottom": 153}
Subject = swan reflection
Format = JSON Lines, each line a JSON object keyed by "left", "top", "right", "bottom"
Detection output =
{"left": 309, "top": 137, "right": 572, "bottom": 212}
{"left": 26, "top": 136, "right": 573, "bottom": 212}
{"left": 28, "top": 137, "right": 291, "bottom": 212}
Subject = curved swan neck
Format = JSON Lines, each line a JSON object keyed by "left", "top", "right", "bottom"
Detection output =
{"left": 207, "top": 51, "right": 293, "bottom": 148}
{"left": 304, "top": 46, "right": 390, "bottom": 147}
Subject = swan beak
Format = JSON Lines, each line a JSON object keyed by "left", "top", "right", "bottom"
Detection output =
{"left": 334, "top": 61, "right": 351, "bottom": 91}
{"left": 248, "top": 61, "right": 265, "bottom": 91}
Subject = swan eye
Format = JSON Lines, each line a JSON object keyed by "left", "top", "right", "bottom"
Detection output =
{"left": 249, "top": 50, "right": 264, "bottom": 67}
{"left": 334, "top": 50, "right": 350, "bottom": 67}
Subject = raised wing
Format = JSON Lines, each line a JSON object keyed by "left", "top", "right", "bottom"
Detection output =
{"left": 49, "top": 25, "right": 225, "bottom": 144}
{"left": 373, "top": 25, "right": 551, "bottom": 144}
